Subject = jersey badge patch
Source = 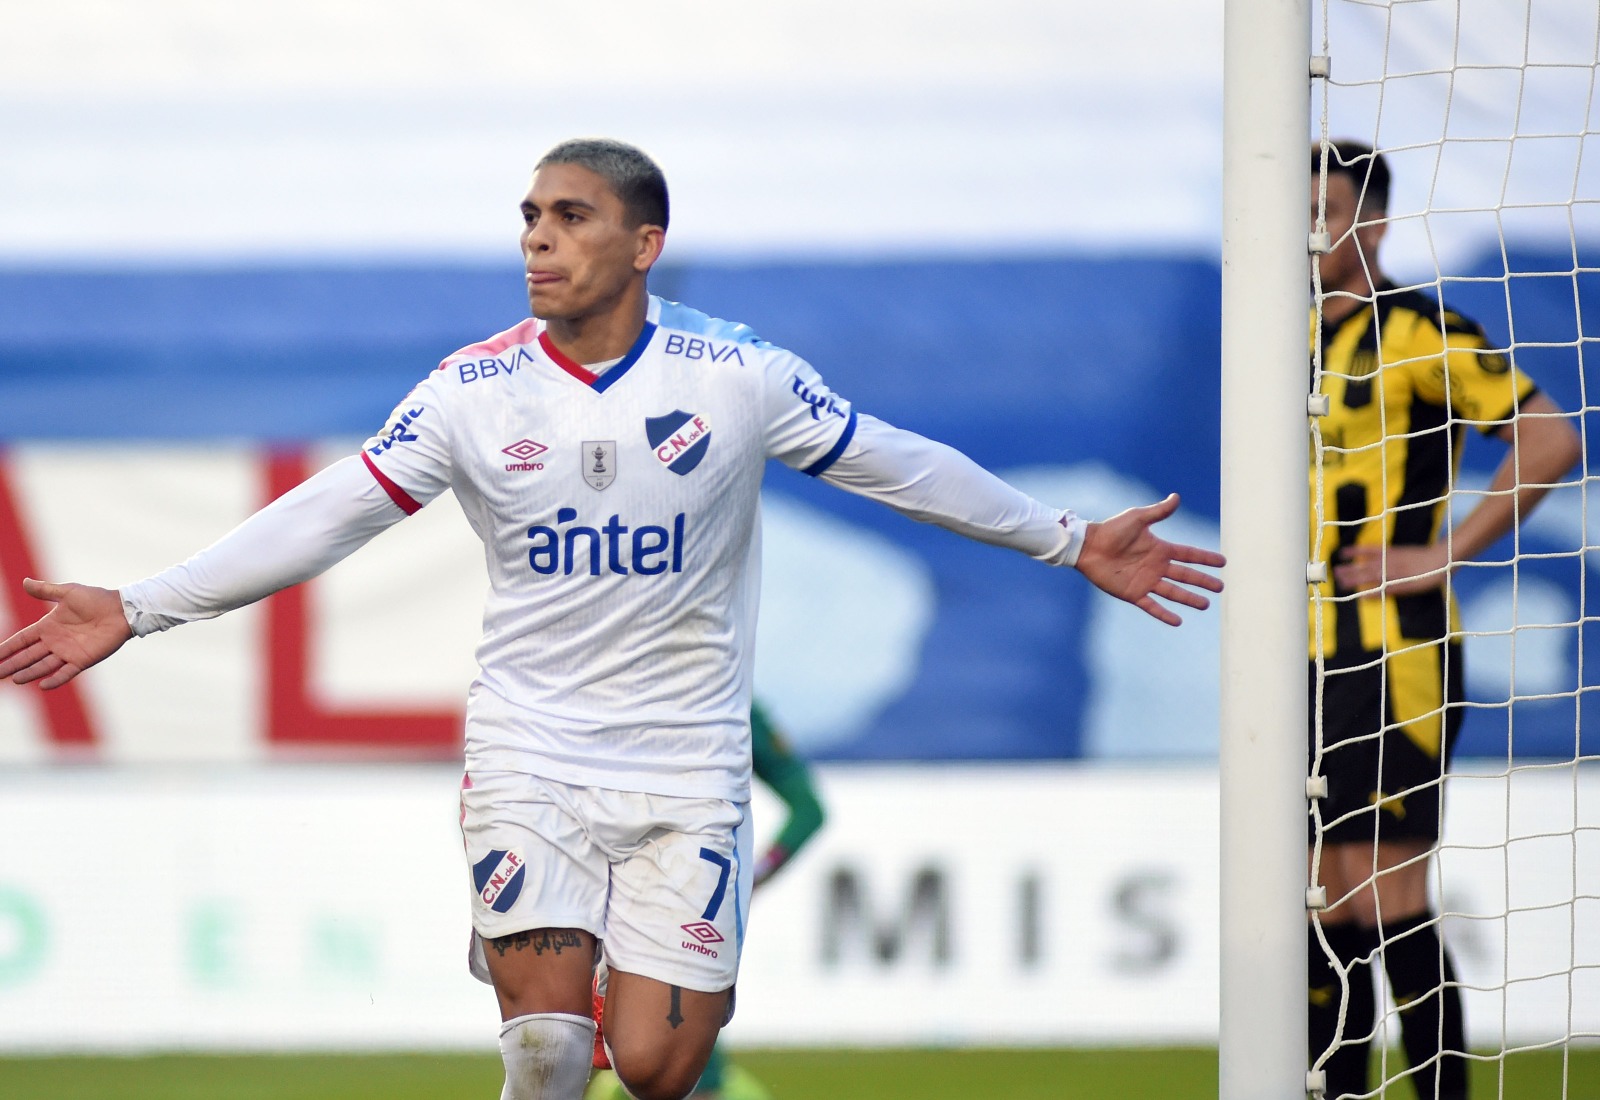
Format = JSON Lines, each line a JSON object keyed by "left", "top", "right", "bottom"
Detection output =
{"left": 369, "top": 408, "right": 425, "bottom": 455}
{"left": 501, "top": 439, "right": 548, "bottom": 472}
{"left": 646, "top": 410, "right": 711, "bottom": 476}
{"left": 472, "top": 848, "right": 527, "bottom": 913}
{"left": 583, "top": 440, "right": 617, "bottom": 490}
{"left": 1479, "top": 350, "right": 1511, "bottom": 374}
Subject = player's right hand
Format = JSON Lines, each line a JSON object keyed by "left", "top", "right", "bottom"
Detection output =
{"left": 0, "top": 578, "right": 132, "bottom": 690}
{"left": 1333, "top": 542, "right": 1450, "bottom": 598}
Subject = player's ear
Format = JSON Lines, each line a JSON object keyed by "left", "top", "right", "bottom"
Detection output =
{"left": 633, "top": 224, "right": 666, "bottom": 273}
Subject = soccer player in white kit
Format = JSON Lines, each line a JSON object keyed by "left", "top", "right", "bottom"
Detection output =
{"left": 0, "top": 139, "right": 1225, "bottom": 1100}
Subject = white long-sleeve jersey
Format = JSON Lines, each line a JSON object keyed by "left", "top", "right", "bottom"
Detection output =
{"left": 122, "top": 296, "right": 1084, "bottom": 800}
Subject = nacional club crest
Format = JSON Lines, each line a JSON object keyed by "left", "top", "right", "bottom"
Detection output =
{"left": 471, "top": 848, "right": 526, "bottom": 914}
{"left": 645, "top": 410, "right": 711, "bottom": 476}
{"left": 583, "top": 440, "right": 617, "bottom": 490}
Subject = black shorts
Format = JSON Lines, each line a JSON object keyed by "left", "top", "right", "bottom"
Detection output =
{"left": 1308, "top": 642, "right": 1464, "bottom": 845}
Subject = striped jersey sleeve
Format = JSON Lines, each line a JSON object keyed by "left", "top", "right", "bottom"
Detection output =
{"left": 760, "top": 350, "right": 858, "bottom": 476}
{"left": 357, "top": 370, "right": 457, "bottom": 514}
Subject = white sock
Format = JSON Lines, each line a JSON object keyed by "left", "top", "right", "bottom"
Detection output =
{"left": 498, "top": 1012, "right": 597, "bottom": 1100}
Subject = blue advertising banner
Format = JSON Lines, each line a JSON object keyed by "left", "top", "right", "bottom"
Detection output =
{"left": 1, "top": 252, "right": 1595, "bottom": 760}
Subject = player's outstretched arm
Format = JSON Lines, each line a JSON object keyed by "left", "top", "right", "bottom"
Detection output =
{"left": 1073, "top": 493, "right": 1226, "bottom": 626}
{"left": 0, "top": 579, "right": 132, "bottom": 690}
{"left": 814, "top": 416, "right": 1224, "bottom": 623}
{"left": 2, "top": 454, "right": 422, "bottom": 692}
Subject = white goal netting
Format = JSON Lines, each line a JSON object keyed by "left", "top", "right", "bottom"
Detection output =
{"left": 1309, "top": 2, "right": 1600, "bottom": 1099}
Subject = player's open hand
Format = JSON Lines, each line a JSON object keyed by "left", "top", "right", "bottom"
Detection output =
{"left": 1074, "top": 494, "right": 1226, "bottom": 626}
{"left": 0, "top": 579, "right": 132, "bottom": 689}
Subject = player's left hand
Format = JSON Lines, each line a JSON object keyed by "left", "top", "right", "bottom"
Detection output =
{"left": 1334, "top": 543, "right": 1450, "bottom": 597}
{"left": 1074, "top": 494, "right": 1225, "bottom": 626}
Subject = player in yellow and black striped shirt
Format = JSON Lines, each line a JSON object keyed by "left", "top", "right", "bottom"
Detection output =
{"left": 1307, "top": 141, "right": 1581, "bottom": 1100}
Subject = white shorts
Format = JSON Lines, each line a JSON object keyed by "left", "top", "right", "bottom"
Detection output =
{"left": 460, "top": 770, "right": 752, "bottom": 994}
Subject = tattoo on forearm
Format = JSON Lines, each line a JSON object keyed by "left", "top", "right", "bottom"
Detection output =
{"left": 667, "top": 985, "right": 684, "bottom": 1029}
{"left": 488, "top": 929, "right": 585, "bottom": 957}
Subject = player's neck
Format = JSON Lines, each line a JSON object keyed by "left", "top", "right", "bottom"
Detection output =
{"left": 1319, "top": 271, "right": 1382, "bottom": 327}
{"left": 542, "top": 288, "right": 650, "bottom": 366}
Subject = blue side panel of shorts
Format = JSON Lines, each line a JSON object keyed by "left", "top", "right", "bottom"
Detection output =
{"left": 733, "top": 810, "right": 747, "bottom": 952}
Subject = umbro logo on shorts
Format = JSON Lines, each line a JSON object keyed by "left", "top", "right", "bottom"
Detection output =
{"left": 680, "top": 920, "right": 723, "bottom": 958}
{"left": 472, "top": 848, "right": 527, "bottom": 913}
{"left": 646, "top": 411, "right": 711, "bottom": 476}
{"left": 680, "top": 921, "right": 723, "bottom": 944}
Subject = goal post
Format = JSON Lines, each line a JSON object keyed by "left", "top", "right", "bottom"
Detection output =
{"left": 1219, "top": 4, "right": 1312, "bottom": 1100}
{"left": 1225, "top": 3, "right": 1600, "bottom": 1100}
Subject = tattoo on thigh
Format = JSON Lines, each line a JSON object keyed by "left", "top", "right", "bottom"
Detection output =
{"left": 667, "top": 985, "right": 684, "bottom": 1029}
{"left": 488, "top": 929, "right": 585, "bottom": 957}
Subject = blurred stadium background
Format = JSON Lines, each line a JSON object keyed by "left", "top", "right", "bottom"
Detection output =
{"left": 1, "top": 1, "right": 1598, "bottom": 1097}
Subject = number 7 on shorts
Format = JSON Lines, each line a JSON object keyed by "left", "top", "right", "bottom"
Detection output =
{"left": 697, "top": 847, "right": 731, "bottom": 920}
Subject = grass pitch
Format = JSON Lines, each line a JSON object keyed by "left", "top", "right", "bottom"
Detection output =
{"left": 0, "top": 1045, "right": 1594, "bottom": 1100}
